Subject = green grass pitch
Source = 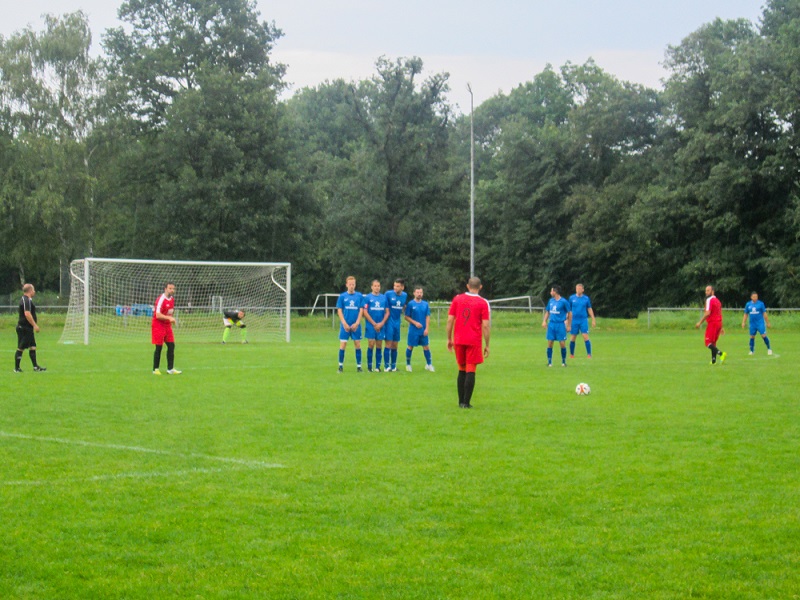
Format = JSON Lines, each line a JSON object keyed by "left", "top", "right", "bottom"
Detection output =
{"left": 1, "top": 317, "right": 798, "bottom": 599}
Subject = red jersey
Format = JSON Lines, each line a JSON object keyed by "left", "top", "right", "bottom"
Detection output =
{"left": 449, "top": 292, "right": 491, "bottom": 346}
{"left": 705, "top": 295, "right": 722, "bottom": 324}
{"left": 153, "top": 293, "right": 175, "bottom": 325}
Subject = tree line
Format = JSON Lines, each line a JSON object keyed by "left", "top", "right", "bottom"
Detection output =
{"left": 1, "top": 0, "right": 799, "bottom": 316}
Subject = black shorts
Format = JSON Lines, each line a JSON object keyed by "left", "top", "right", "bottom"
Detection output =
{"left": 17, "top": 326, "right": 36, "bottom": 350}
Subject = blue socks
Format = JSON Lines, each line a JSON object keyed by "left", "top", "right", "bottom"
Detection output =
{"left": 561, "top": 347, "right": 567, "bottom": 364}
{"left": 586, "top": 340, "right": 592, "bottom": 356}
{"left": 338, "top": 349, "right": 345, "bottom": 366}
{"left": 423, "top": 349, "right": 432, "bottom": 365}
{"left": 547, "top": 347, "right": 553, "bottom": 364}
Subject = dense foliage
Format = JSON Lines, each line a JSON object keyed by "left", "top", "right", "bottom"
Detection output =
{"left": 1, "top": 0, "right": 799, "bottom": 315}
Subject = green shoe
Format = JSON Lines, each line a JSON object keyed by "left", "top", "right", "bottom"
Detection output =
{"left": 719, "top": 351, "right": 727, "bottom": 364}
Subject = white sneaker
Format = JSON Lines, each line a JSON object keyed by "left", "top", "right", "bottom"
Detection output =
{"left": 406, "top": 365, "right": 412, "bottom": 372}
{"left": 425, "top": 364, "right": 435, "bottom": 372}
{"left": 749, "top": 351, "right": 754, "bottom": 355}
{"left": 768, "top": 349, "right": 773, "bottom": 355}
{"left": 167, "top": 369, "right": 182, "bottom": 375}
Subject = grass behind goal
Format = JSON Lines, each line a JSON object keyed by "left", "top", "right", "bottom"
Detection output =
{"left": 1, "top": 322, "right": 798, "bottom": 599}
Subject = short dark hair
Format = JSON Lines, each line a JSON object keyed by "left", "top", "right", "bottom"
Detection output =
{"left": 414, "top": 285, "right": 423, "bottom": 291}
{"left": 467, "top": 277, "right": 481, "bottom": 291}
{"left": 552, "top": 285, "right": 561, "bottom": 295}
{"left": 394, "top": 278, "right": 405, "bottom": 286}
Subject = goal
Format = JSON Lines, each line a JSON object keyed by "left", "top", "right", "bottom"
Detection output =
{"left": 60, "top": 258, "right": 291, "bottom": 344}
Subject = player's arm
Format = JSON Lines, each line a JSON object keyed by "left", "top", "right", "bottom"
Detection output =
{"left": 23, "top": 298, "right": 40, "bottom": 332}
{"left": 588, "top": 307, "right": 596, "bottom": 327}
{"left": 695, "top": 308, "right": 710, "bottom": 328}
{"left": 155, "top": 300, "right": 175, "bottom": 323}
{"left": 482, "top": 319, "right": 491, "bottom": 358}
{"left": 446, "top": 314, "right": 456, "bottom": 351}
{"left": 423, "top": 314, "right": 430, "bottom": 336}
{"left": 764, "top": 309, "right": 770, "bottom": 328}
{"left": 566, "top": 310, "right": 572, "bottom": 333}
{"left": 337, "top": 308, "right": 350, "bottom": 330}
{"left": 541, "top": 309, "right": 549, "bottom": 328}
{"left": 377, "top": 308, "right": 389, "bottom": 329}
{"left": 741, "top": 311, "right": 748, "bottom": 328}
{"left": 363, "top": 306, "right": 377, "bottom": 327}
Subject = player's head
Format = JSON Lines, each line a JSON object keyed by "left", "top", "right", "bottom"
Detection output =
{"left": 237, "top": 310, "right": 245, "bottom": 319}
{"left": 414, "top": 286, "right": 424, "bottom": 300}
{"left": 575, "top": 283, "right": 584, "bottom": 294}
{"left": 371, "top": 279, "right": 381, "bottom": 294}
{"left": 22, "top": 283, "right": 35, "bottom": 296}
{"left": 705, "top": 285, "right": 714, "bottom": 297}
{"left": 165, "top": 283, "right": 175, "bottom": 297}
{"left": 467, "top": 277, "right": 481, "bottom": 292}
{"left": 551, "top": 285, "right": 561, "bottom": 298}
{"left": 750, "top": 291, "right": 759, "bottom": 301}
{"left": 346, "top": 276, "right": 356, "bottom": 292}
{"left": 393, "top": 278, "right": 405, "bottom": 293}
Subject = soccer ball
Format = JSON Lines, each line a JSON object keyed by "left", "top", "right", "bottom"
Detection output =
{"left": 575, "top": 382, "right": 591, "bottom": 396}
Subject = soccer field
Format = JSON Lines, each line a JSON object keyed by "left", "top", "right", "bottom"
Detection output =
{"left": 2, "top": 321, "right": 798, "bottom": 599}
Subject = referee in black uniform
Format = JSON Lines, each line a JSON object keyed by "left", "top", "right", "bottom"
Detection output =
{"left": 15, "top": 283, "right": 46, "bottom": 373}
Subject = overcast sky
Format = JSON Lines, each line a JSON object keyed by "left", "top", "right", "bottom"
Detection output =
{"left": 2, "top": 0, "right": 766, "bottom": 111}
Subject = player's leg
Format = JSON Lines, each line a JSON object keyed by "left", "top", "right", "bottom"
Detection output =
{"left": 583, "top": 331, "right": 592, "bottom": 357}
{"left": 422, "top": 340, "right": 433, "bottom": 371}
{"left": 546, "top": 340, "right": 555, "bottom": 366}
{"left": 223, "top": 325, "right": 232, "bottom": 343}
{"left": 15, "top": 327, "right": 25, "bottom": 372}
{"left": 405, "top": 330, "right": 416, "bottom": 371}
{"left": 559, "top": 340, "right": 567, "bottom": 366}
{"left": 374, "top": 340, "right": 383, "bottom": 372}
{"left": 749, "top": 334, "right": 755, "bottom": 354}
{"left": 455, "top": 345, "right": 467, "bottom": 407}
{"left": 14, "top": 346, "right": 23, "bottom": 372}
{"left": 759, "top": 323, "right": 771, "bottom": 353}
{"left": 461, "top": 345, "right": 484, "bottom": 408}
{"left": 353, "top": 337, "right": 363, "bottom": 371}
{"left": 153, "top": 344, "right": 163, "bottom": 373}
{"left": 569, "top": 333, "right": 577, "bottom": 358}
{"left": 366, "top": 336, "right": 375, "bottom": 371}
{"left": 166, "top": 342, "right": 176, "bottom": 372}
{"left": 338, "top": 325, "right": 349, "bottom": 371}
{"left": 239, "top": 323, "right": 247, "bottom": 343}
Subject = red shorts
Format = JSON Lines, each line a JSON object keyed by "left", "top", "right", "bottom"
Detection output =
{"left": 454, "top": 344, "right": 483, "bottom": 370}
{"left": 152, "top": 322, "right": 175, "bottom": 345}
{"left": 705, "top": 321, "right": 722, "bottom": 347}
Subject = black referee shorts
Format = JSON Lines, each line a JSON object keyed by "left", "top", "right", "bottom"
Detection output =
{"left": 16, "top": 326, "right": 36, "bottom": 350}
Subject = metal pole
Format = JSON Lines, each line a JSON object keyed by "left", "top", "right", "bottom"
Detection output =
{"left": 467, "top": 84, "right": 475, "bottom": 277}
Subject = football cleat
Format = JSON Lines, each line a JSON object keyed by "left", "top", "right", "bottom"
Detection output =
{"left": 153, "top": 369, "right": 162, "bottom": 375}
{"left": 719, "top": 352, "right": 727, "bottom": 364}
{"left": 569, "top": 355, "right": 575, "bottom": 359}
{"left": 14, "top": 368, "right": 23, "bottom": 373}
{"left": 167, "top": 369, "right": 182, "bottom": 375}
{"left": 587, "top": 355, "right": 592, "bottom": 359}
{"left": 357, "top": 366, "right": 363, "bottom": 373}
{"left": 547, "top": 363, "right": 552, "bottom": 367}
{"left": 561, "top": 363, "right": 567, "bottom": 367}
{"left": 33, "top": 366, "right": 46, "bottom": 372}
{"left": 748, "top": 351, "right": 754, "bottom": 355}
{"left": 767, "top": 349, "right": 773, "bottom": 355}
{"left": 406, "top": 365, "right": 412, "bottom": 372}
{"left": 338, "top": 366, "right": 343, "bottom": 373}
{"left": 425, "top": 364, "right": 435, "bottom": 372}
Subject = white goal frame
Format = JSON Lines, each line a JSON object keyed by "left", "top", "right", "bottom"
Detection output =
{"left": 61, "top": 258, "right": 291, "bottom": 344}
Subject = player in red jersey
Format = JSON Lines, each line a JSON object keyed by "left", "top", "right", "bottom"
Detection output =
{"left": 446, "top": 277, "right": 491, "bottom": 408}
{"left": 152, "top": 282, "right": 181, "bottom": 374}
{"left": 695, "top": 285, "right": 727, "bottom": 365}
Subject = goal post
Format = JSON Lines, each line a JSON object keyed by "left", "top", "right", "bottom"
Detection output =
{"left": 60, "top": 258, "right": 291, "bottom": 344}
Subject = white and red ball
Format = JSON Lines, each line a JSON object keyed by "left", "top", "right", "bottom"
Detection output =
{"left": 575, "top": 382, "right": 591, "bottom": 396}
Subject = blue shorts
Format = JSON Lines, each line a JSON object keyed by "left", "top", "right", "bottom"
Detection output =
{"left": 546, "top": 321, "right": 567, "bottom": 342}
{"left": 570, "top": 319, "right": 589, "bottom": 335}
{"left": 407, "top": 328, "right": 429, "bottom": 347}
{"left": 339, "top": 324, "right": 362, "bottom": 342}
{"left": 365, "top": 322, "right": 386, "bottom": 341}
{"left": 749, "top": 322, "right": 766, "bottom": 336}
{"left": 384, "top": 320, "right": 402, "bottom": 343}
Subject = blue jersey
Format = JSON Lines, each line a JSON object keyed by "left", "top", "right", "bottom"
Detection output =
{"left": 336, "top": 291, "right": 364, "bottom": 326}
{"left": 364, "top": 293, "right": 388, "bottom": 324}
{"left": 744, "top": 300, "right": 766, "bottom": 326}
{"left": 385, "top": 290, "right": 408, "bottom": 324}
{"left": 546, "top": 297, "right": 571, "bottom": 324}
{"left": 569, "top": 294, "right": 592, "bottom": 321}
{"left": 405, "top": 299, "right": 430, "bottom": 330}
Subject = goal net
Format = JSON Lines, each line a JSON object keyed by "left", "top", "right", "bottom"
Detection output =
{"left": 60, "top": 258, "right": 291, "bottom": 344}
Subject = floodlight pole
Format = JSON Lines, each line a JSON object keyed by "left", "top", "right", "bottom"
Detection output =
{"left": 467, "top": 83, "right": 475, "bottom": 278}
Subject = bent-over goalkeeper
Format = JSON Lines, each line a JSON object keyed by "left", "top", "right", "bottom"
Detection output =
{"left": 222, "top": 310, "right": 247, "bottom": 344}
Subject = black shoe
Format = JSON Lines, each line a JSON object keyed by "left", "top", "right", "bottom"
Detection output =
{"left": 463, "top": 404, "right": 472, "bottom": 409}
{"left": 33, "top": 366, "right": 47, "bottom": 372}
{"left": 357, "top": 367, "right": 363, "bottom": 373}
{"left": 14, "top": 368, "right": 23, "bottom": 373}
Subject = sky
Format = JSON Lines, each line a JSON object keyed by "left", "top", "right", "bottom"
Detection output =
{"left": 1, "top": 0, "right": 766, "bottom": 112}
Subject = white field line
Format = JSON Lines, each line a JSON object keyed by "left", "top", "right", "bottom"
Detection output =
{"left": 2, "top": 466, "right": 251, "bottom": 487}
{"left": 0, "top": 431, "right": 285, "bottom": 470}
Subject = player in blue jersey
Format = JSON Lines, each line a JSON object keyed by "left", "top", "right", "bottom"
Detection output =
{"left": 741, "top": 291, "right": 772, "bottom": 355}
{"left": 568, "top": 283, "right": 596, "bottom": 358}
{"left": 404, "top": 286, "right": 434, "bottom": 372}
{"left": 363, "top": 279, "right": 389, "bottom": 371}
{"left": 541, "top": 285, "right": 572, "bottom": 367}
{"left": 336, "top": 276, "right": 364, "bottom": 372}
{"left": 383, "top": 278, "right": 408, "bottom": 372}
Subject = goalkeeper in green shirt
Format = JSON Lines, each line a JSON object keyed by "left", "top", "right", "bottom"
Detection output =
{"left": 222, "top": 310, "right": 248, "bottom": 344}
